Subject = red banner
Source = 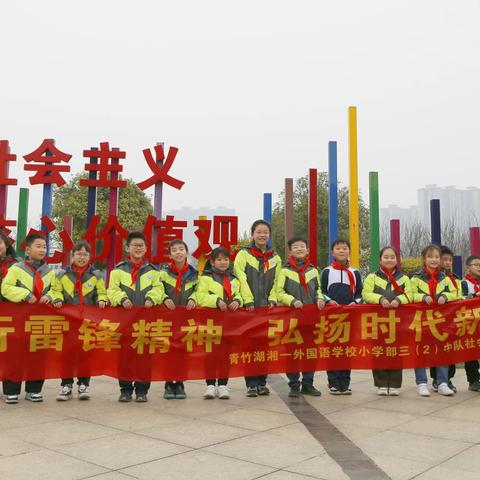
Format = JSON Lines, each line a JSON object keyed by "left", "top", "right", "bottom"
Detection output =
{"left": 1, "top": 299, "right": 480, "bottom": 382}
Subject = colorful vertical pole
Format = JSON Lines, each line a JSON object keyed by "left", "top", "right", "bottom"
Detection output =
{"left": 0, "top": 140, "right": 17, "bottom": 220}
{"left": 369, "top": 172, "right": 380, "bottom": 271}
{"left": 430, "top": 199, "right": 441, "bottom": 245}
{"left": 309, "top": 168, "right": 318, "bottom": 267}
{"left": 106, "top": 149, "right": 120, "bottom": 280}
{"left": 390, "top": 219, "right": 401, "bottom": 262}
{"left": 284, "top": 178, "right": 294, "bottom": 258}
{"left": 197, "top": 215, "right": 208, "bottom": 274}
{"left": 453, "top": 256, "right": 463, "bottom": 278}
{"left": 263, "top": 193, "right": 272, "bottom": 248}
{"left": 86, "top": 147, "right": 98, "bottom": 228}
{"left": 41, "top": 139, "right": 54, "bottom": 254}
{"left": 152, "top": 142, "right": 164, "bottom": 259}
{"left": 16, "top": 188, "right": 29, "bottom": 258}
{"left": 62, "top": 216, "right": 73, "bottom": 268}
{"left": 348, "top": 106, "right": 360, "bottom": 268}
{"left": 328, "top": 141, "right": 338, "bottom": 262}
{"left": 470, "top": 227, "right": 480, "bottom": 255}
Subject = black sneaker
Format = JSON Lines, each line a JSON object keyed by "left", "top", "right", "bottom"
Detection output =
{"left": 257, "top": 385, "right": 270, "bottom": 396}
{"left": 163, "top": 384, "right": 176, "bottom": 400}
{"left": 301, "top": 384, "right": 321, "bottom": 396}
{"left": 175, "top": 383, "right": 186, "bottom": 399}
{"left": 288, "top": 385, "right": 301, "bottom": 398}
{"left": 135, "top": 393, "right": 148, "bottom": 403}
{"left": 340, "top": 388, "right": 352, "bottom": 395}
{"left": 118, "top": 393, "right": 132, "bottom": 402}
{"left": 328, "top": 386, "right": 342, "bottom": 395}
{"left": 432, "top": 381, "right": 438, "bottom": 392}
{"left": 448, "top": 380, "right": 457, "bottom": 393}
{"left": 469, "top": 381, "right": 480, "bottom": 392}
{"left": 246, "top": 387, "right": 258, "bottom": 397}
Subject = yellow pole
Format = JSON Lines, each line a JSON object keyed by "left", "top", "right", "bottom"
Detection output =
{"left": 197, "top": 215, "right": 208, "bottom": 274}
{"left": 348, "top": 106, "right": 360, "bottom": 268}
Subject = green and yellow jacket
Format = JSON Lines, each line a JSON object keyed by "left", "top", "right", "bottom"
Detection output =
{"left": 1, "top": 259, "right": 59, "bottom": 303}
{"left": 107, "top": 259, "right": 165, "bottom": 306}
{"left": 233, "top": 244, "right": 282, "bottom": 307}
{"left": 277, "top": 260, "right": 325, "bottom": 306}
{"left": 362, "top": 269, "right": 414, "bottom": 305}
{"left": 196, "top": 269, "right": 243, "bottom": 308}
{"left": 411, "top": 269, "right": 460, "bottom": 303}
{"left": 159, "top": 263, "right": 198, "bottom": 306}
{"left": 52, "top": 265, "right": 108, "bottom": 306}
{"left": 0, "top": 255, "right": 19, "bottom": 302}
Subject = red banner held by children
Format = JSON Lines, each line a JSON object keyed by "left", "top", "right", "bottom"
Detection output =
{"left": 0, "top": 299, "right": 480, "bottom": 382}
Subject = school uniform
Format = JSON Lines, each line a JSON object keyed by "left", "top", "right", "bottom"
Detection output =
{"left": 159, "top": 261, "right": 198, "bottom": 394}
{"left": 411, "top": 269, "right": 460, "bottom": 387}
{"left": 108, "top": 259, "right": 165, "bottom": 396}
{"left": 362, "top": 268, "right": 414, "bottom": 389}
{"left": 233, "top": 244, "right": 281, "bottom": 389}
{"left": 196, "top": 268, "right": 243, "bottom": 386}
{"left": 1, "top": 258, "right": 59, "bottom": 396}
{"left": 52, "top": 264, "right": 108, "bottom": 387}
{"left": 277, "top": 258, "right": 326, "bottom": 389}
{"left": 320, "top": 261, "right": 362, "bottom": 393}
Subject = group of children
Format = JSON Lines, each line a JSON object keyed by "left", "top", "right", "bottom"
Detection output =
{"left": 1, "top": 219, "right": 479, "bottom": 405}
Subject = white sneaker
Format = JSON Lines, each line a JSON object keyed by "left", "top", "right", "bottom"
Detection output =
{"left": 78, "top": 384, "right": 90, "bottom": 400}
{"left": 204, "top": 385, "right": 216, "bottom": 399}
{"left": 388, "top": 388, "right": 400, "bottom": 396}
{"left": 417, "top": 383, "right": 430, "bottom": 397}
{"left": 217, "top": 385, "right": 230, "bottom": 399}
{"left": 56, "top": 385, "right": 73, "bottom": 401}
{"left": 376, "top": 387, "right": 388, "bottom": 396}
{"left": 5, "top": 395, "right": 18, "bottom": 404}
{"left": 437, "top": 382, "right": 454, "bottom": 396}
{"left": 25, "top": 392, "right": 43, "bottom": 402}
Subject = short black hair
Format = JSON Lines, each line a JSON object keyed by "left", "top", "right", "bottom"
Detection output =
{"left": 440, "top": 245, "right": 454, "bottom": 257}
{"left": 466, "top": 255, "right": 480, "bottom": 265}
{"left": 126, "top": 231, "right": 146, "bottom": 246}
{"left": 0, "top": 230, "right": 15, "bottom": 258}
{"left": 250, "top": 219, "right": 272, "bottom": 235}
{"left": 331, "top": 238, "right": 350, "bottom": 250}
{"left": 379, "top": 245, "right": 399, "bottom": 260}
{"left": 421, "top": 244, "right": 441, "bottom": 259}
{"left": 72, "top": 240, "right": 91, "bottom": 254}
{"left": 168, "top": 239, "right": 189, "bottom": 253}
{"left": 25, "top": 233, "right": 46, "bottom": 248}
{"left": 210, "top": 246, "right": 230, "bottom": 261}
{"left": 287, "top": 236, "right": 308, "bottom": 249}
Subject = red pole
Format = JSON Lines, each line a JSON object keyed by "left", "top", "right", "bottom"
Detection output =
{"left": 309, "top": 168, "right": 318, "bottom": 267}
{"left": 470, "top": 227, "right": 480, "bottom": 255}
{"left": 390, "top": 219, "right": 401, "bottom": 266}
{"left": 62, "top": 216, "right": 73, "bottom": 268}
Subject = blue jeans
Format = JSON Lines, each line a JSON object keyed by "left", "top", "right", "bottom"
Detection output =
{"left": 415, "top": 366, "right": 448, "bottom": 385}
{"left": 327, "top": 370, "right": 351, "bottom": 390}
{"left": 287, "top": 372, "right": 314, "bottom": 388}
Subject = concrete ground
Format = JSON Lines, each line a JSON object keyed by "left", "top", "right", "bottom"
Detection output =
{"left": 1, "top": 369, "right": 480, "bottom": 480}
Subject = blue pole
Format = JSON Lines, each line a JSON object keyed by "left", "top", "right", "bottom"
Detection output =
{"left": 86, "top": 148, "right": 98, "bottom": 228}
{"left": 263, "top": 193, "right": 272, "bottom": 248}
{"left": 430, "top": 199, "right": 441, "bottom": 245}
{"left": 453, "top": 255, "right": 463, "bottom": 278}
{"left": 328, "top": 141, "right": 338, "bottom": 261}
{"left": 41, "top": 140, "right": 54, "bottom": 254}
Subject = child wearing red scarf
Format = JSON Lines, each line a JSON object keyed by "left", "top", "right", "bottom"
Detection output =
{"left": 160, "top": 239, "right": 198, "bottom": 400}
{"left": 196, "top": 247, "right": 243, "bottom": 400}
{"left": 277, "top": 237, "right": 325, "bottom": 397}
{"left": 320, "top": 239, "right": 362, "bottom": 395}
{"left": 51, "top": 240, "right": 108, "bottom": 401}
{"left": 363, "top": 246, "right": 414, "bottom": 396}
{"left": 108, "top": 232, "right": 166, "bottom": 403}
{"left": 412, "top": 244, "right": 460, "bottom": 397}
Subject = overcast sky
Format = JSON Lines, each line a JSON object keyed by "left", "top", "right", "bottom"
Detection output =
{"left": 1, "top": 1, "right": 479, "bottom": 234}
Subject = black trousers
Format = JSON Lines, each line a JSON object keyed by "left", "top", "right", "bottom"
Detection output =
{"left": 206, "top": 378, "right": 228, "bottom": 386}
{"left": 3, "top": 380, "right": 44, "bottom": 396}
{"left": 61, "top": 377, "right": 90, "bottom": 387}
{"left": 245, "top": 375, "right": 267, "bottom": 388}
{"left": 372, "top": 369, "right": 402, "bottom": 388}
{"left": 118, "top": 380, "right": 150, "bottom": 394}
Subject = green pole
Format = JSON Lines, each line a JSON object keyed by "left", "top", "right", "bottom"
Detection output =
{"left": 369, "top": 172, "right": 380, "bottom": 272}
{"left": 16, "top": 188, "right": 29, "bottom": 258}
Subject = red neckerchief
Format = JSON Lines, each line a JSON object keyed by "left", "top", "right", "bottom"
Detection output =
{"left": 169, "top": 260, "right": 189, "bottom": 295}
{"left": 212, "top": 269, "right": 233, "bottom": 301}
{"left": 289, "top": 257, "right": 310, "bottom": 294}
{"left": 24, "top": 261, "right": 44, "bottom": 300}
{"left": 0, "top": 257, "right": 15, "bottom": 280}
{"left": 331, "top": 260, "right": 356, "bottom": 295}
{"left": 446, "top": 272, "right": 458, "bottom": 290}
{"left": 72, "top": 264, "right": 89, "bottom": 305}
{"left": 127, "top": 258, "right": 145, "bottom": 287}
{"left": 380, "top": 267, "right": 410, "bottom": 302}
{"left": 424, "top": 267, "right": 440, "bottom": 302}
{"left": 249, "top": 246, "right": 274, "bottom": 273}
{"left": 465, "top": 275, "right": 480, "bottom": 293}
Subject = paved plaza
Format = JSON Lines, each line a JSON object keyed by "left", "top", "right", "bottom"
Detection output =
{"left": 1, "top": 369, "right": 480, "bottom": 480}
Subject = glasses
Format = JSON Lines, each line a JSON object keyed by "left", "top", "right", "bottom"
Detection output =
{"left": 130, "top": 244, "right": 146, "bottom": 249}
{"left": 73, "top": 252, "right": 90, "bottom": 257}
{"left": 469, "top": 263, "right": 480, "bottom": 268}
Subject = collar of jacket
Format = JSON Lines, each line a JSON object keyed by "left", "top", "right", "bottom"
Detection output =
{"left": 376, "top": 268, "right": 404, "bottom": 280}
{"left": 414, "top": 269, "right": 446, "bottom": 281}
{"left": 167, "top": 263, "right": 197, "bottom": 279}
{"left": 245, "top": 243, "right": 276, "bottom": 257}
{"left": 64, "top": 264, "right": 96, "bottom": 275}
{"left": 203, "top": 268, "right": 237, "bottom": 280}
{"left": 115, "top": 259, "right": 158, "bottom": 271}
